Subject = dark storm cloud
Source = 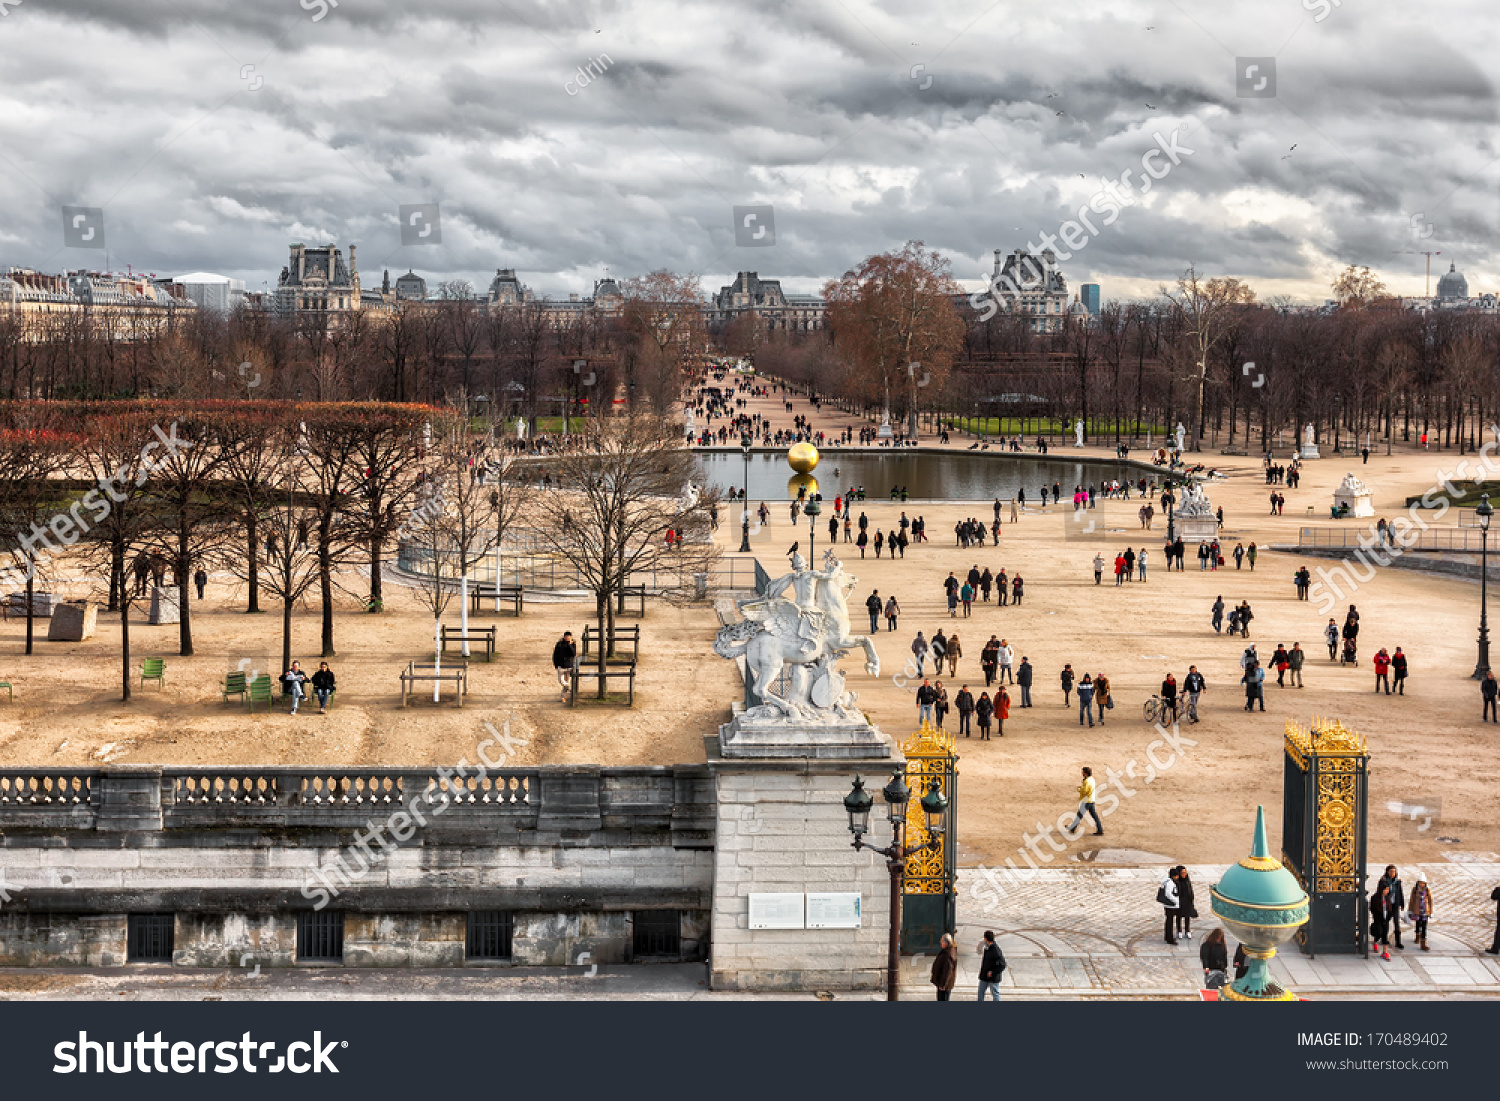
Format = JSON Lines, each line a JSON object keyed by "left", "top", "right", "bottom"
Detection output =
{"left": 0, "top": 0, "right": 1495, "bottom": 301}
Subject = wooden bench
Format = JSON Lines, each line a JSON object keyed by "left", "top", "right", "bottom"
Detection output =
{"left": 401, "top": 661, "right": 468, "bottom": 707}
{"left": 582, "top": 623, "right": 640, "bottom": 663}
{"left": 441, "top": 624, "right": 496, "bottom": 662}
{"left": 247, "top": 674, "right": 274, "bottom": 714}
{"left": 220, "top": 670, "right": 248, "bottom": 704}
{"left": 569, "top": 665, "right": 636, "bottom": 707}
{"left": 141, "top": 658, "right": 165, "bottom": 689}
{"left": 468, "top": 583, "right": 524, "bottom": 617}
{"left": 617, "top": 584, "right": 647, "bottom": 618}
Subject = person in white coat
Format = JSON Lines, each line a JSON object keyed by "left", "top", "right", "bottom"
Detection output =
{"left": 997, "top": 640, "right": 1015, "bottom": 685}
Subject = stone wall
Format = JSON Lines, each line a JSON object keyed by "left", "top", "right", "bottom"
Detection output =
{"left": 0, "top": 766, "right": 713, "bottom": 968}
{"left": 709, "top": 752, "right": 899, "bottom": 991}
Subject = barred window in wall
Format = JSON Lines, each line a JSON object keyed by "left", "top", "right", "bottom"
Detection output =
{"left": 633, "top": 910, "right": 682, "bottom": 958}
{"left": 466, "top": 911, "right": 515, "bottom": 960}
{"left": 127, "top": 914, "right": 175, "bottom": 962}
{"left": 297, "top": 911, "right": 345, "bottom": 962}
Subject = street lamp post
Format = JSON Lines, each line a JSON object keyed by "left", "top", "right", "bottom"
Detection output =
{"left": 739, "top": 434, "right": 753, "bottom": 554}
{"left": 843, "top": 773, "right": 947, "bottom": 1001}
{"left": 1473, "top": 494, "right": 1492, "bottom": 679}
{"left": 803, "top": 495, "right": 821, "bottom": 565}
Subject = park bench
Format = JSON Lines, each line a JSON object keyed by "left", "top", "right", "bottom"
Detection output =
{"left": 441, "top": 623, "right": 496, "bottom": 662}
{"left": 220, "top": 670, "right": 248, "bottom": 704}
{"left": 401, "top": 661, "right": 468, "bottom": 708}
{"left": 569, "top": 664, "right": 636, "bottom": 707}
{"left": 617, "top": 584, "right": 647, "bottom": 618}
{"left": 581, "top": 623, "right": 640, "bottom": 663}
{"left": 468, "top": 583, "right": 524, "bottom": 617}
{"left": 141, "top": 658, "right": 165, "bottom": 689}
{"left": 247, "top": 674, "right": 274, "bottom": 714}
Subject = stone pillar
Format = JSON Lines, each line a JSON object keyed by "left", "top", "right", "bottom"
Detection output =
{"left": 708, "top": 748, "right": 901, "bottom": 992}
{"left": 95, "top": 768, "right": 165, "bottom": 832}
{"left": 149, "top": 586, "right": 180, "bottom": 625}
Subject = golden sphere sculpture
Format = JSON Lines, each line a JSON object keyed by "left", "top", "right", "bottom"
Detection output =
{"left": 787, "top": 441, "right": 820, "bottom": 474}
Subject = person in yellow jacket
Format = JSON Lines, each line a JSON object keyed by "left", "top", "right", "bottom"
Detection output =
{"left": 1068, "top": 766, "right": 1103, "bottom": 835}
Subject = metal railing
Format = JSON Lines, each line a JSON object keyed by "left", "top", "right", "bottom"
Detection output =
{"left": 1297, "top": 526, "right": 1488, "bottom": 551}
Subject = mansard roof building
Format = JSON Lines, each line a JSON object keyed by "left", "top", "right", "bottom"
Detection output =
{"left": 710, "top": 271, "right": 825, "bottom": 331}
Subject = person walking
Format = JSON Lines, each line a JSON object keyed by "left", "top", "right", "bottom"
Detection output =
{"left": 1138, "top": 547, "right": 1148, "bottom": 581}
{"left": 1238, "top": 601, "right": 1254, "bottom": 640}
{"left": 915, "top": 678, "right": 936, "bottom": 725}
{"left": 1373, "top": 648, "right": 1392, "bottom": 694}
{"left": 1212, "top": 596, "right": 1225, "bottom": 634}
{"left": 1183, "top": 666, "right": 1205, "bottom": 723}
{"left": 1093, "top": 673, "right": 1111, "bottom": 725}
{"left": 1391, "top": 647, "right": 1408, "bottom": 694}
{"left": 1247, "top": 543, "right": 1258, "bottom": 570}
{"left": 282, "top": 661, "right": 309, "bottom": 715}
{"left": 1272, "top": 644, "right": 1290, "bottom": 688}
{"left": 1325, "top": 618, "right": 1340, "bottom": 661}
{"left": 996, "top": 568, "right": 1009, "bottom": 606}
{"left": 856, "top": 529, "right": 868, "bottom": 557}
{"left": 1233, "top": 542, "right": 1245, "bottom": 570}
{"left": 980, "top": 567, "right": 993, "bottom": 602}
{"left": 1370, "top": 882, "right": 1392, "bottom": 960}
{"left": 1114, "top": 552, "right": 1126, "bottom": 586}
{"left": 945, "top": 633, "right": 962, "bottom": 677}
{"left": 995, "top": 685, "right": 1010, "bottom": 736}
{"left": 874, "top": 529, "right": 884, "bottom": 558}
{"left": 1175, "top": 868, "right": 1198, "bottom": 942}
{"left": 884, "top": 595, "right": 900, "bottom": 632}
{"left": 912, "top": 631, "right": 929, "bottom": 676}
{"left": 1408, "top": 873, "right": 1434, "bottom": 952}
{"left": 1159, "top": 672, "right": 1179, "bottom": 723}
{"left": 552, "top": 631, "right": 577, "bottom": 702}
{"left": 194, "top": 567, "right": 208, "bottom": 600}
{"left": 1123, "top": 546, "right": 1136, "bottom": 581}
{"left": 980, "top": 636, "right": 999, "bottom": 686}
{"left": 1069, "top": 766, "right": 1104, "bottom": 835}
{"left": 975, "top": 692, "right": 994, "bottom": 740}
{"left": 997, "top": 639, "right": 1014, "bottom": 684}
{"left": 1378, "top": 865, "right": 1406, "bottom": 950}
{"left": 930, "top": 934, "right": 958, "bottom": 1000}
{"left": 933, "top": 681, "right": 950, "bottom": 729}
{"left": 1016, "top": 656, "right": 1033, "bottom": 707}
{"left": 1288, "top": 643, "right": 1305, "bottom": 688}
{"left": 866, "top": 590, "right": 882, "bottom": 633}
{"left": 1159, "top": 868, "right": 1181, "bottom": 945}
{"left": 1093, "top": 552, "right": 1104, "bottom": 585}
{"left": 1295, "top": 565, "right": 1312, "bottom": 600}
{"left": 311, "top": 661, "right": 336, "bottom": 714}
{"left": 1076, "top": 674, "right": 1096, "bottom": 728}
{"left": 1060, "top": 663, "right": 1075, "bottom": 706}
{"left": 977, "top": 931, "right": 1006, "bottom": 1001}
{"left": 960, "top": 581, "right": 974, "bottom": 618}
{"left": 955, "top": 685, "right": 975, "bottom": 737}
{"left": 1484, "top": 671, "right": 1499, "bottom": 723}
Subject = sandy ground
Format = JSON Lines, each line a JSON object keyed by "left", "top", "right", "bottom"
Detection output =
{"left": 0, "top": 381, "right": 1493, "bottom": 867}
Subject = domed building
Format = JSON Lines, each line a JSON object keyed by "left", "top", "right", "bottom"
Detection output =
{"left": 1436, "top": 262, "right": 1469, "bottom": 301}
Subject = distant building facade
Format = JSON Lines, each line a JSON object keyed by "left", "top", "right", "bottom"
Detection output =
{"left": 174, "top": 272, "right": 246, "bottom": 313}
{"left": 275, "top": 243, "right": 363, "bottom": 323}
{"left": 1400, "top": 262, "right": 1498, "bottom": 314}
{"left": 1, "top": 268, "right": 196, "bottom": 333}
{"left": 1079, "top": 283, "right": 1100, "bottom": 316}
{"left": 710, "top": 272, "right": 825, "bottom": 331}
{"left": 983, "top": 248, "right": 1071, "bottom": 333}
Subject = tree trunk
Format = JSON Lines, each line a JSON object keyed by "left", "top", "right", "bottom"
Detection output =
{"left": 369, "top": 536, "right": 384, "bottom": 611}
{"left": 596, "top": 595, "right": 608, "bottom": 699}
{"left": 320, "top": 543, "right": 336, "bottom": 657}
{"left": 177, "top": 525, "right": 194, "bottom": 656}
{"left": 24, "top": 574, "right": 34, "bottom": 655}
{"left": 120, "top": 597, "right": 132, "bottom": 702}
{"left": 282, "top": 595, "right": 293, "bottom": 676}
{"left": 246, "top": 513, "right": 261, "bottom": 613}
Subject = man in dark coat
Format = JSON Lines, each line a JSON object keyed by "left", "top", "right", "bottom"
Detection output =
{"left": 1378, "top": 865, "right": 1405, "bottom": 949}
{"left": 930, "top": 934, "right": 958, "bottom": 1000}
{"left": 977, "top": 931, "right": 1006, "bottom": 1001}
{"left": 865, "top": 590, "right": 882, "bottom": 634}
{"left": 955, "top": 685, "right": 975, "bottom": 737}
{"left": 1016, "top": 657, "right": 1034, "bottom": 707}
{"left": 551, "top": 631, "right": 577, "bottom": 702}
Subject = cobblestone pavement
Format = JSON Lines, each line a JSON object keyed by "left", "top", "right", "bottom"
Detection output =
{"left": 910, "top": 858, "right": 1500, "bottom": 998}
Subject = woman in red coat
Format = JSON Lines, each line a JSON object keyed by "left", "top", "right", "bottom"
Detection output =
{"left": 995, "top": 687, "right": 1011, "bottom": 736}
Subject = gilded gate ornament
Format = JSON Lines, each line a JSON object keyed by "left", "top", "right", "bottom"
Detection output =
{"left": 1283, "top": 716, "right": 1369, "bottom": 953}
{"left": 900, "top": 721, "right": 955, "bottom": 897}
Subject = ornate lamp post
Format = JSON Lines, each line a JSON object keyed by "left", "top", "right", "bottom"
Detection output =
{"left": 803, "top": 495, "right": 821, "bottom": 564}
{"left": 843, "top": 773, "right": 947, "bottom": 1001}
{"left": 739, "top": 434, "right": 753, "bottom": 554}
{"left": 1473, "top": 494, "right": 1492, "bottom": 679}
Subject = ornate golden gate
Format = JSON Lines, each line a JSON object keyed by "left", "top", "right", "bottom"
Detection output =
{"left": 1282, "top": 716, "right": 1369, "bottom": 957}
{"left": 899, "top": 721, "right": 958, "bottom": 953}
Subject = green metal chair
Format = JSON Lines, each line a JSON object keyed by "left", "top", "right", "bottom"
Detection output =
{"left": 220, "top": 670, "right": 248, "bottom": 704}
{"left": 141, "top": 658, "right": 165, "bottom": 689}
{"left": 247, "top": 674, "right": 273, "bottom": 714}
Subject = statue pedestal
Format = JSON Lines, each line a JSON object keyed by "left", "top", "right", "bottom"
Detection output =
{"left": 1300, "top": 444, "right": 1320, "bottom": 460}
{"left": 1179, "top": 515, "right": 1219, "bottom": 543}
{"left": 719, "top": 706, "right": 891, "bottom": 760}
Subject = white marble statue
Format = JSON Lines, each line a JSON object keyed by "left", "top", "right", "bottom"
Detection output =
{"left": 685, "top": 407, "right": 696, "bottom": 432}
{"left": 714, "top": 551, "right": 880, "bottom": 720}
{"left": 1303, "top": 423, "right": 1315, "bottom": 448}
{"left": 1491, "top": 423, "right": 1499, "bottom": 448}
{"left": 1074, "top": 419, "right": 1085, "bottom": 447}
{"left": 1174, "top": 422, "right": 1186, "bottom": 452}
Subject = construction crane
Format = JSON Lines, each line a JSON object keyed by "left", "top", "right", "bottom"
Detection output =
{"left": 1399, "top": 250, "right": 1442, "bottom": 297}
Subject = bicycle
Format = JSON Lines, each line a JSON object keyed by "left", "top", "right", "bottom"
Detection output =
{"left": 1143, "top": 695, "right": 1179, "bottom": 725}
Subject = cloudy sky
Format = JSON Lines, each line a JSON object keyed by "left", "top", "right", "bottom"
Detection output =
{"left": 1, "top": 0, "right": 1496, "bottom": 304}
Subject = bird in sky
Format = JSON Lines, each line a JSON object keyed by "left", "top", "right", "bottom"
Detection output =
{"left": 1045, "top": 92, "right": 1061, "bottom": 99}
{"left": 1145, "top": 103, "right": 1157, "bottom": 109}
